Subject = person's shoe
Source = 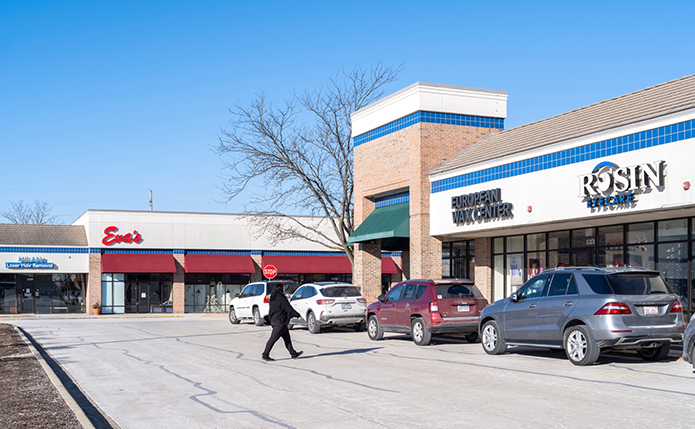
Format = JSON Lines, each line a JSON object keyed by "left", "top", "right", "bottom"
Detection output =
{"left": 261, "top": 354, "right": 274, "bottom": 362}
{"left": 291, "top": 351, "right": 303, "bottom": 359}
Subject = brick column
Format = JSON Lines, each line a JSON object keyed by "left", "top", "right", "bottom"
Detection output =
{"left": 474, "top": 237, "right": 492, "bottom": 302}
{"left": 87, "top": 252, "right": 102, "bottom": 313}
{"left": 354, "top": 240, "right": 382, "bottom": 304}
{"left": 401, "top": 250, "right": 410, "bottom": 280}
{"left": 251, "top": 254, "right": 263, "bottom": 282}
{"left": 173, "top": 254, "right": 185, "bottom": 313}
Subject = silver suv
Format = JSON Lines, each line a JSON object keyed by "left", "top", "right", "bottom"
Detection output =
{"left": 479, "top": 267, "right": 685, "bottom": 366}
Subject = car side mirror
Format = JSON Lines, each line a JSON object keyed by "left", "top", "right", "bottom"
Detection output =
{"left": 234, "top": 293, "right": 240, "bottom": 298}
{"left": 510, "top": 293, "right": 519, "bottom": 303}
{"left": 377, "top": 295, "right": 385, "bottom": 302}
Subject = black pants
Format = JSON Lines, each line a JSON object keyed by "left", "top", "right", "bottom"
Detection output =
{"left": 262, "top": 323, "right": 297, "bottom": 356}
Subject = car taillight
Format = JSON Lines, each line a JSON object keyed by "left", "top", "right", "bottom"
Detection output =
{"left": 316, "top": 299, "right": 335, "bottom": 305}
{"left": 430, "top": 311, "right": 443, "bottom": 325}
{"left": 670, "top": 301, "right": 683, "bottom": 313}
{"left": 357, "top": 297, "right": 366, "bottom": 303}
{"left": 595, "top": 302, "right": 631, "bottom": 315}
{"left": 430, "top": 301, "right": 438, "bottom": 312}
{"left": 263, "top": 295, "right": 269, "bottom": 304}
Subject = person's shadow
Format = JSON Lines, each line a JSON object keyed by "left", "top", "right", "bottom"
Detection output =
{"left": 298, "top": 347, "right": 383, "bottom": 359}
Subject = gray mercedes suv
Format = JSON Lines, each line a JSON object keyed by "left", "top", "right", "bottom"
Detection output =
{"left": 479, "top": 267, "right": 685, "bottom": 366}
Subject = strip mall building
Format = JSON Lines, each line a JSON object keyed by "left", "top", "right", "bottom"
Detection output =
{"left": 2, "top": 75, "right": 694, "bottom": 319}
{"left": 349, "top": 75, "right": 695, "bottom": 321}
{"left": 0, "top": 212, "right": 399, "bottom": 315}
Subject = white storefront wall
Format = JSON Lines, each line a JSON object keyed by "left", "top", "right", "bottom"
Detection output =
{"left": 430, "top": 110, "right": 695, "bottom": 237}
{"left": 73, "top": 210, "right": 339, "bottom": 251}
{"left": 1, "top": 251, "right": 89, "bottom": 274}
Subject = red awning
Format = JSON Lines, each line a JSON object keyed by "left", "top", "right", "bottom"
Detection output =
{"left": 381, "top": 257, "right": 399, "bottom": 274}
{"left": 101, "top": 254, "right": 176, "bottom": 273}
{"left": 263, "top": 255, "right": 352, "bottom": 274}
{"left": 184, "top": 254, "right": 256, "bottom": 273}
{"left": 262, "top": 255, "right": 398, "bottom": 274}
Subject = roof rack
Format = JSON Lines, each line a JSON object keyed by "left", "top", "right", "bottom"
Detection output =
{"left": 542, "top": 267, "right": 604, "bottom": 273}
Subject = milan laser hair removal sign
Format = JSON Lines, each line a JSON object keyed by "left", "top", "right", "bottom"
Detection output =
{"left": 451, "top": 188, "right": 513, "bottom": 226}
{"left": 578, "top": 160, "right": 665, "bottom": 209}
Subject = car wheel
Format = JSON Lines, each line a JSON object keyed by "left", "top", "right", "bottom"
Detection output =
{"left": 481, "top": 320, "right": 507, "bottom": 355}
{"left": 636, "top": 343, "right": 671, "bottom": 361}
{"left": 228, "top": 306, "right": 240, "bottom": 324}
{"left": 564, "top": 325, "right": 599, "bottom": 366}
{"left": 307, "top": 312, "right": 320, "bottom": 334}
{"left": 411, "top": 317, "right": 431, "bottom": 346}
{"left": 367, "top": 315, "right": 383, "bottom": 340}
{"left": 253, "top": 307, "right": 265, "bottom": 326}
{"left": 354, "top": 321, "right": 366, "bottom": 332}
{"left": 465, "top": 331, "right": 479, "bottom": 343}
{"left": 691, "top": 343, "right": 695, "bottom": 370}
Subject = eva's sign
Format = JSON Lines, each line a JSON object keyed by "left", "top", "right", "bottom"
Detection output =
{"left": 578, "top": 160, "right": 665, "bottom": 208}
{"left": 6, "top": 257, "right": 55, "bottom": 269}
{"left": 451, "top": 188, "right": 513, "bottom": 225}
{"left": 102, "top": 226, "right": 144, "bottom": 246}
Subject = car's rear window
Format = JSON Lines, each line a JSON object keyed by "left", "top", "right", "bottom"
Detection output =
{"left": 322, "top": 286, "right": 362, "bottom": 297}
{"left": 608, "top": 274, "right": 672, "bottom": 295}
{"left": 269, "top": 281, "right": 299, "bottom": 295}
{"left": 582, "top": 273, "right": 672, "bottom": 295}
{"left": 433, "top": 284, "right": 482, "bottom": 299}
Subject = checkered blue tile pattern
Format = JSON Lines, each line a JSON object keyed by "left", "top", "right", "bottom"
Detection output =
{"left": 103, "top": 249, "right": 174, "bottom": 254}
{"left": 264, "top": 251, "right": 347, "bottom": 256}
{"left": 354, "top": 111, "right": 505, "bottom": 147}
{"left": 432, "top": 119, "right": 695, "bottom": 193}
{"left": 0, "top": 247, "right": 88, "bottom": 254}
{"left": 375, "top": 191, "right": 410, "bottom": 208}
{"left": 187, "top": 250, "right": 253, "bottom": 255}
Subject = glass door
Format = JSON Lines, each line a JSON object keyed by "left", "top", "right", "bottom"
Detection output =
{"left": 126, "top": 281, "right": 151, "bottom": 313}
{"left": 20, "top": 282, "right": 35, "bottom": 313}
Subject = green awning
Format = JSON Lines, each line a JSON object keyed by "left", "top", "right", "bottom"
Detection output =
{"left": 348, "top": 202, "right": 409, "bottom": 245}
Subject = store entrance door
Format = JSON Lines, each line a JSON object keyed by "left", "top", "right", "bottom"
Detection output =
{"left": 126, "top": 282, "right": 151, "bottom": 313}
{"left": 20, "top": 283, "right": 35, "bottom": 313}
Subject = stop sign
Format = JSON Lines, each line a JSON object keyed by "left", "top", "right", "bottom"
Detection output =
{"left": 263, "top": 265, "right": 277, "bottom": 279}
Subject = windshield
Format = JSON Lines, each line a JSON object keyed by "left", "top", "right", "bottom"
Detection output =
{"left": 433, "top": 284, "right": 482, "bottom": 299}
{"left": 322, "top": 286, "right": 362, "bottom": 297}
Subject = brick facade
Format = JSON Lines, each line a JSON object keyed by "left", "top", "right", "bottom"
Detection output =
{"left": 353, "top": 121, "right": 500, "bottom": 303}
{"left": 88, "top": 253, "right": 101, "bottom": 310}
{"left": 173, "top": 254, "right": 185, "bottom": 313}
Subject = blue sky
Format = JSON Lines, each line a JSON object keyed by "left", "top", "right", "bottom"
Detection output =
{"left": 2, "top": 1, "right": 694, "bottom": 224}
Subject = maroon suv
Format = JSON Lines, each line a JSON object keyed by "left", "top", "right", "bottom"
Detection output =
{"left": 366, "top": 279, "right": 488, "bottom": 346}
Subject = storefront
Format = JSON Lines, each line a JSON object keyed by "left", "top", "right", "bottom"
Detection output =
{"left": 0, "top": 225, "right": 89, "bottom": 314}
{"left": 351, "top": 75, "right": 695, "bottom": 320}
{"left": 70, "top": 210, "right": 403, "bottom": 314}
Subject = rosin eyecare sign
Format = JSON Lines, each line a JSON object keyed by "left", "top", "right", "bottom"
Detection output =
{"left": 451, "top": 188, "right": 513, "bottom": 225}
{"left": 578, "top": 160, "right": 665, "bottom": 209}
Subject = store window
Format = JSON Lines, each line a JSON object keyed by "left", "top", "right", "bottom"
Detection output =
{"left": 441, "top": 240, "right": 475, "bottom": 280}
{"left": 490, "top": 217, "right": 694, "bottom": 321}
{"left": 184, "top": 273, "right": 250, "bottom": 313}
{"left": 0, "top": 273, "right": 85, "bottom": 314}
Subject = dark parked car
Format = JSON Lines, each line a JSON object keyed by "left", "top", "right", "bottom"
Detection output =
{"left": 479, "top": 267, "right": 685, "bottom": 366}
{"left": 683, "top": 317, "right": 695, "bottom": 369}
{"left": 366, "top": 279, "right": 488, "bottom": 346}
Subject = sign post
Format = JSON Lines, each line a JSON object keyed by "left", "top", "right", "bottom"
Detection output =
{"left": 263, "top": 265, "right": 278, "bottom": 280}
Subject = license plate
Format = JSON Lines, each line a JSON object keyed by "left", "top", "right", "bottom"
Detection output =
{"left": 643, "top": 306, "right": 658, "bottom": 315}
{"left": 341, "top": 304, "right": 351, "bottom": 310}
{"left": 457, "top": 305, "right": 469, "bottom": 312}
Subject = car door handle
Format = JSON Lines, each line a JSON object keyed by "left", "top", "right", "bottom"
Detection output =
{"left": 564, "top": 302, "right": 573, "bottom": 306}
{"left": 528, "top": 304, "right": 537, "bottom": 308}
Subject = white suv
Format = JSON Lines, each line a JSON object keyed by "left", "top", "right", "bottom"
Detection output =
{"left": 228, "top": 280, "right": 299, "bottom": 326}
{"left": 288, "top": 282, "right": 367, "bottom": 333}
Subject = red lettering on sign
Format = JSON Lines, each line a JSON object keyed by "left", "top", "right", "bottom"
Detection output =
{"left": 102, "top": 226, "right": 144, "bottom": 246}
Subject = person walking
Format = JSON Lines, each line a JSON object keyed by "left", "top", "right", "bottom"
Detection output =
{"left": 262, "top": 283, "right": 303, "bottom": 361}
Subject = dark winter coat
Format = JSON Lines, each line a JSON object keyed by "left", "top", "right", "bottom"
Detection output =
{"left": 268, "top": 289, "right": 300, "bottom": 326}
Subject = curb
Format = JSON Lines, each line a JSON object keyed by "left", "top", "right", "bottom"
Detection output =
{"left": 16, "top": 326, "right": 119, "bottom": 429}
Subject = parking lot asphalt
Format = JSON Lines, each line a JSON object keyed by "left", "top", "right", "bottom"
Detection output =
{"left": 12, "top": 315, "right": 695, "bottom": 429}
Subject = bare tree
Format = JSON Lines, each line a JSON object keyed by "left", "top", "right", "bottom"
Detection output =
{"left": 216, "top": 64, "right": 401, "bottom": 265}
{"left": 1, "top": 200, "right": 62, "bottom": 224}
